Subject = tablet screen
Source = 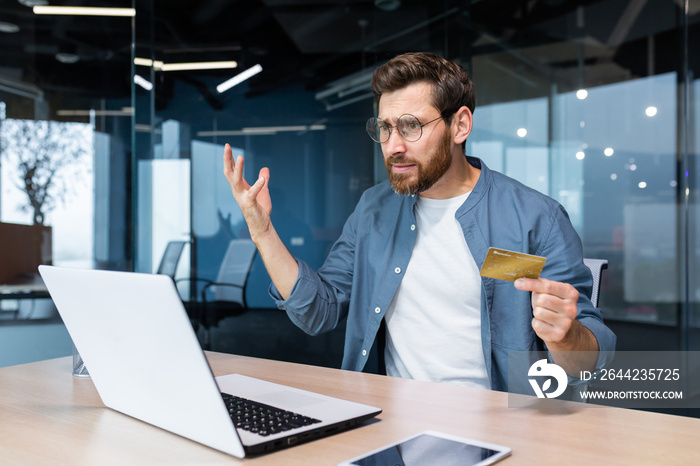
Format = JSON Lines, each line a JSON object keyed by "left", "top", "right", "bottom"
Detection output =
{"left": 342, "top": 432, "right": 510, "bottom": 466}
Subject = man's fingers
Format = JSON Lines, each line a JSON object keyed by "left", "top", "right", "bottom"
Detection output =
{"left": 532, "top": 292, "right": 566, "bottom": 312}
{"left": 223, "top": 144, "right": 243, "bottom": 183}
{"left": 532, "top": 316, "right": 569, "bottom": 342}
{"left": 514, "top": 277, "right": 578, "bottom": 301}
{"left": 223, "top": 146, "right": 251, "bottom": 196}
{"left": 223, "top": 143, "right": 234, "bottom": 175}
{"left": 232, "top": 154, "right": 245, "bottom": 185}
{"left": 247, "top": 174, "right": 266, "bottom": 200}
{"left": 532, "top": 299, "right": 573, "bottom": 323}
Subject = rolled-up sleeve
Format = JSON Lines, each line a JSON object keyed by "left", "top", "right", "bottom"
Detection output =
{"left": 269, "top": 260, "right": 349, "bottom": 335}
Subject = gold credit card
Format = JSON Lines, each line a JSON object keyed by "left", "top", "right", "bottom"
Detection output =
{"left": 480, "top": 247, "right": 546, "bottom": 282}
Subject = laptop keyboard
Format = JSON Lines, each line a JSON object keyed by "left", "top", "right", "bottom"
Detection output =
{"left": 222, "top": 393, "right": 322, "bottom": 437}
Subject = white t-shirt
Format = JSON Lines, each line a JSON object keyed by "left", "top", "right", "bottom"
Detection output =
{"left": 384, "top": 192, "right": 490, "bottom": 389}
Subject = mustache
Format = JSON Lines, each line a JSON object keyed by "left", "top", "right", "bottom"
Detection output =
{"left": 387, "top": 156, "right": 416, "bottom": 165}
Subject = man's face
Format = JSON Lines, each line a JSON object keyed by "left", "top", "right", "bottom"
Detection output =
{"left": 384, "top": 125, "right": 452, "bottom": 196}
{"left": 378, "top": 82, "right": 454, "bottom": 196}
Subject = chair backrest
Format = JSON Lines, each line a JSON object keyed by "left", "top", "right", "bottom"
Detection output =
{"left": 583, "top": 258, "right": 608, "bottom": 308}
{"left": 214, "top": 239, "right": 257, "bottom": 303}
{"left": 156, "top": 241, "right": 188, "bottom": 279}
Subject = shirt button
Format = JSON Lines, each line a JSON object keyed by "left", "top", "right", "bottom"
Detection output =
{"left": 362, "top": 350, "right": 367, "bottom": 356}
{"left": 374, "top": 307, "right": 381, "bottom": 314}
{"left": 410, "top": 224, "right": 415, "bottom": 231}
{"left": 394, "top": 267, "right": 401, "bottom": 274}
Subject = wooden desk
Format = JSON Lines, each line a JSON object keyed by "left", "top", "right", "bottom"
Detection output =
{"left": 1, "top": 352, "right": 698, "bottom": 465}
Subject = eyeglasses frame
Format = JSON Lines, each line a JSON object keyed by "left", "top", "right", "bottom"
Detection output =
{"left": 366, "top": 113, "right": 452, "bottom": 144}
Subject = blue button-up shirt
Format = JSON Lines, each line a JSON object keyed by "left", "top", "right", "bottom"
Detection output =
{"left": 271, "top": 157, "right": 616, "bottom": 391}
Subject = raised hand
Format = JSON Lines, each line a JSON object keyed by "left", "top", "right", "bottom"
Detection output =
{"left": 222, "top": 143, "right": 299, "bottom": 299}
{"left": 223, "top": 143, "right": 272, "bottom": 241}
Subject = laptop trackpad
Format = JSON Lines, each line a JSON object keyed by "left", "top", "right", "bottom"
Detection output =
{"left": 257, "top": 390, "right": 325, "bottom": 410}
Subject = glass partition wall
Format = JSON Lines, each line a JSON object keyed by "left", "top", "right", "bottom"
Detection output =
{"left": 0, "top": 2, "right": 133, "bottom": 272}
{"left": 130, "top": 0, "right": 699, "bottom": 357}
{"left": 0, "top": 0, "right": 696, "bottom": 383}
{"left": 2, "top": 0, "right": 695, "bottom": 352}
{"left": 2, "top": 0, "right": 697, "bottom": 390}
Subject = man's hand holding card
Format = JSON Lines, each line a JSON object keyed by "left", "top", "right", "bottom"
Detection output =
{"left": 480, "top": 247, "right": 599, "bottom": 375}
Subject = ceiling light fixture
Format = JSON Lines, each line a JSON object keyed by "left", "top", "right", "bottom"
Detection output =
{"left": 241, "top": 125, "right": 325, "bottom": 134}
{"left": 134, "top": 75, "right": 153, "bottom": 91}
{"left": 197, "top": 124, "right": 325, "bottom": 137}
{"left": 576, "top": 89, "right": 588, "bottom": 100}
{"left": 161, "top": 61, "right": 237, "bottom": 72}
{"left": 0, "top": 22, "right": 20, "bottom": 33}
{"left": 216, "top": 64, "right": 263, "bottom": 93}
{"left": 33, "top": 6, "right": 135, "bottom": 17}
{"left": 56, "top": 108, "right": 134, "bottom": 117}
{"left": 133, "top": 58, "right": 236, "bottom": 72}
{"left": 134, "top": 58, "right": 164, "bottom": 69}
{"left": 18, "top": 0, "right": 47, "bottom": 6}
{"left": 55, "top": 52, "right": 79, "bottom": 64}
{"left": 374, "top": 0, "right": 402, "bottom": 11}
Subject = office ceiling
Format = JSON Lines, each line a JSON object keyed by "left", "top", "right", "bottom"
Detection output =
{"left": 0, "top": 0, "right": 698, "bottom": 113}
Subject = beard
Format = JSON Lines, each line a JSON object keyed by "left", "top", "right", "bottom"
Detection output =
{"left": 385, "top": 128, "right": 453, "bottom": 196}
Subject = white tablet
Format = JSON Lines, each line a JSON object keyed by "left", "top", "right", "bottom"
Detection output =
{"left": 338, "top": 430, "right": 511, "bottom": 466}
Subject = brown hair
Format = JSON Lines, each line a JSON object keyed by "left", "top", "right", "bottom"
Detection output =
{"left": 371, "top": 52, "right": 476, "bottom": 118}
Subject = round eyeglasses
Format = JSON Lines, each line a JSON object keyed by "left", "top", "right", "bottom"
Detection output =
{"left": 366, "top": 113, "right": 448, "bottom": 143}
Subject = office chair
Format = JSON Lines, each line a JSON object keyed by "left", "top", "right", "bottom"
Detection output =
{"left": 198, "top": 239, "right": 258, "bottom": 331}
{"left": 156, "top": 240, "right": 205, "bottom": 322}
{"left": 565, "top": 258, "right": 608, "bottom": 404}
{"left": 582, "top": 258, "right": 608, "bottom": 308}
{"left": 156, "top": 240, "right": 188, "bottom": 281}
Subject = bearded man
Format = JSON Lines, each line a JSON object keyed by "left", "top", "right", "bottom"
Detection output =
{"left": 223, "top": 52, "right": 615, "bottom": 392}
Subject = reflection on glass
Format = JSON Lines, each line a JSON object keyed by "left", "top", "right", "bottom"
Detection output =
{"left": 0, "top": 119, "right": 94, "bottom": 267}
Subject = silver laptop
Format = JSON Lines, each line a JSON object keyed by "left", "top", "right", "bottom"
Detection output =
{"left": 38, "top": 265, "right": 381, "bottom": 458}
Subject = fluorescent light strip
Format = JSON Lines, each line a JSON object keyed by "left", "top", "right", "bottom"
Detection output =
{"left": 134, "top": 58, "right": 164, "bottom": 69}
{"left": 197, "top": 125, "right": 326, "bottom": 137}
{"left": 33, "top": 6, "right": 135, "bottom": 17}
{"left": 57, "top": 109, "right": 134, "bottom": 117}
{"left": 134, "top": 75, "right": 153, "bottom": 91}
{"left": 242, "top": 126, "right": 308, "bottom": 133}
{"left": 161, "top": 61, "right": 237, "bottom": 71}
{"left": 216, "top": 64, "right": 263, "bottom": 93}
{"left": 198, "top": 130, "right": 276, "bottom": 136}
{"left": 133, "top": 58, "right": 236, "bottom": 72}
